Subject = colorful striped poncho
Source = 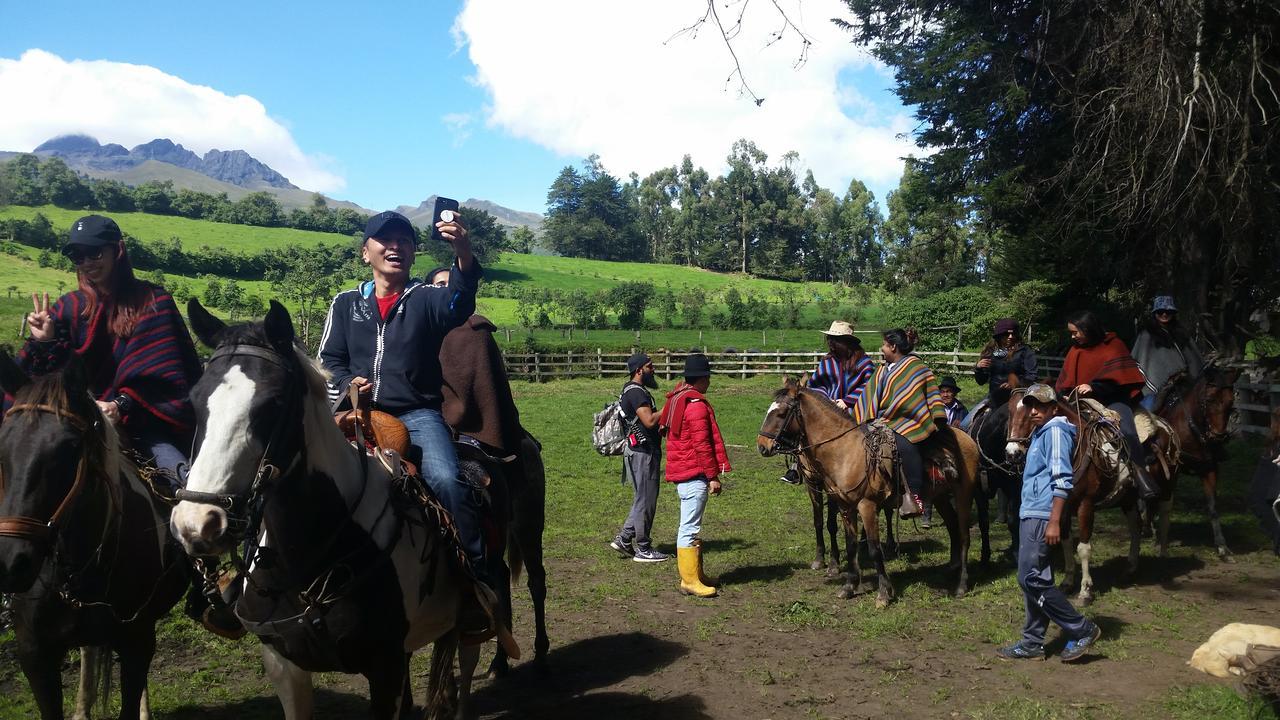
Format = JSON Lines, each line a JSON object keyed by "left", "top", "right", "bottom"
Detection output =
{"left": 809, "top": 353, "right": 874, "bottom": 409}
{"left": 16, "top": 284, "right": 202, "bottom": 434}
{"left": 852, "top": 353, "right": 946, "bottom": 444}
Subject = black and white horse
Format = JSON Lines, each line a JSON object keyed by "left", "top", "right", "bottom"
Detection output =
{"left": 0, "top": 352, "right": 187, "bottom": 720}
{"left": 170, "top": 300, "right": 512, "bottom": 720}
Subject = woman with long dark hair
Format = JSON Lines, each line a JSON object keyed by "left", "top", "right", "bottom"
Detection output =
{"left": 18, "top": 215, "right": 241, "bottom": 638}
{"left": 1054, "top": 310, "right": 1160, "bottom": 501}
{"left": 1131, "top": 296, "right": 1203, "bottom": 410}
{"left": 853, "top": 328, "right": 947, "bottom": 517}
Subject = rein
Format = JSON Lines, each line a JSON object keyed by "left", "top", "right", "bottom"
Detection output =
{"left": 764, "top": 392, "right": 882, "bottom": 500}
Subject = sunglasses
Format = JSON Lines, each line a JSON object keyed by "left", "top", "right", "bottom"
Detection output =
{"left": 64, "top": 245, "right": 113, "bottom": 265}
{"left": 1154, "top": 310, "right": 1174, "bottom": 316}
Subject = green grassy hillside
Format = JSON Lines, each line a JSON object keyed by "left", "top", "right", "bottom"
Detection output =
{"left": 0, "top": 205, "right": 352, "bottom": 252}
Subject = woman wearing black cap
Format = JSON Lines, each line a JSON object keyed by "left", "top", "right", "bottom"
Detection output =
{"left": 18, "top": 215, "right": 241, "bottom": 637}
{"left": 963, "top": 318, "right": 1038, "bottom": 431}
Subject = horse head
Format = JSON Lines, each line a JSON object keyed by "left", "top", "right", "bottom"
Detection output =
{"left": 1196, "top": 363, "right": 1240, "bottom": 445}
{"left": 757, "top": 377, "right": 802, "bottom": 457}
{"left": 0, "top": 351, "right": 105, "bottom": 593}
{"left": 171, "top": 298, "right": 306, "bottom": 557}
{"left": 1004, "top": 387, "right": 1035, "bottom": 461}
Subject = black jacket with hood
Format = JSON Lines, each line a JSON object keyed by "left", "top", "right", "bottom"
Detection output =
{"left": 318, "top": 261, "right": 482, "bottom": 414}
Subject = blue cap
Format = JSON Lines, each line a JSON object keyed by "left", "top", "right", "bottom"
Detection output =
{"left": 1152, "top": 296, "right": 1177, "bottom": 313}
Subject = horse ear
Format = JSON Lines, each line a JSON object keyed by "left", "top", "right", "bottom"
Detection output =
{"left": 784, "top": 376, "right": 798, "bottom": 396}
{"left": 799, "top": 372, "right": 811, "bottom": 389}
{"left": 187, "top": 298, "right": 226, "bottom": 349}
{"left": 263, "top": 300, "right": 295, "bottom": 349}
{"left": 0, "top": 348, "right": 30, "bottom": 396}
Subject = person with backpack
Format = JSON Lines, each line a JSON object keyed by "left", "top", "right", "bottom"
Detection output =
{"left": 609, "top": 353, "right": 669, "bottom": 563}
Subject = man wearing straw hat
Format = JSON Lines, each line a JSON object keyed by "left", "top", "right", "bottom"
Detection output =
{"left": 779, "top": 320, "right": 875, "bottom": 484}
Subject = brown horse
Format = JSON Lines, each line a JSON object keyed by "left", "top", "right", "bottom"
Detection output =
{"left": 758, "top": 378, "right": 979, "bottom": 608}
{"left": 1007, "top": 394, "right": 1177, "bottom": 604}
{"left": 0, "top": 353, "right": 188, "bottom": 720}
{"left": 1154, "top": 365, "right": 1240, "bottom": 557}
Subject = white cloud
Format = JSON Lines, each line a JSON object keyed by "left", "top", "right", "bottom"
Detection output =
{"left": 441, "top": 112, "right": 475, "bottom": 147}
{"left": 455, "top": 0, "right": 916, "bottom": 196}
{"left": 0, "top": 49, "right": 344, "bottom": 192}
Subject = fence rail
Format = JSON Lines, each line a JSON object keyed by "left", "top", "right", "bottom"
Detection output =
{"left": 500, "top": 349, "right": 1277, "bottom": 438}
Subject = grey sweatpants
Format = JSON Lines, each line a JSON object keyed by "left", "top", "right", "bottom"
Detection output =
{"left": 620, "top": 446, "right": 661, "bottom": 551}
{"left": 1018, "top": 517, "right": 1089, "bottom": 648}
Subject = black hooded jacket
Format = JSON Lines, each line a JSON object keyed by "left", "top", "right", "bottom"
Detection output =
{"left": 318, "top": 261, "right": 482, "bottom": 414}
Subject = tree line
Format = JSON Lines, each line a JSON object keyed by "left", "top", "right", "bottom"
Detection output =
{"left": 541, "top": 142, "right": 886, "bottom": 285}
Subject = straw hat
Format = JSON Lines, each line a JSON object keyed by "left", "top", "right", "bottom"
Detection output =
{"left": 820, "top": 320, "right": 856, "bottom": 337}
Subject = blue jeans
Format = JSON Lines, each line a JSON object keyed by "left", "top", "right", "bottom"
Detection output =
{"left": 1018, "top": 518, "right": 1089, "bottom": 647}
{"left": 676, "top": 477, "right": 709, "bottom": 548}
{"left": 398, "top": 408, "right": 485, "bottom": 579}
{"left": 129, "top": 424, "right": 188, "bottom": 490}
{"left": 1140, "top": 394, "right": 1157, "bottom": 411}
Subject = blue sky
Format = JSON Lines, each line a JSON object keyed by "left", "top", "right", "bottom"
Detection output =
{"left": 0, "top": 0, "right": 916, "bottom": 214}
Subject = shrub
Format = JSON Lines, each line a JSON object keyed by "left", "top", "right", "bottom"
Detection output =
{"left": 887, "top": 285, "right": 1006, "bottom": 349}
{"left": 606, "top": 281, "right": 656, "bottom": 330}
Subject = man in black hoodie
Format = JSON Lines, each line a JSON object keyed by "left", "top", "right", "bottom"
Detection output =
{"left": 317, "top": 210, "right": 486, "bottom": 590}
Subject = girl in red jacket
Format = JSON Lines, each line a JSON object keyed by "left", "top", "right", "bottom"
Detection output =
{"left": 659, "top": 354, "right": 731, "bottom": 598}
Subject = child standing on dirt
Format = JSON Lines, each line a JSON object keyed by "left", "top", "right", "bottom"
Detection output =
{"left": 659, "top": 354, "right": 731, "bottom": 598}
{"left": 997, "top": 383, "right": 1102, "bottom": 662}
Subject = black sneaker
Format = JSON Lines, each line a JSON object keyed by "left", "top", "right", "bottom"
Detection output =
{"left": 632, "top": 547, "right": 670, "bottom": 563}
{"left": 779, "top": 469, "right": 802, "bottom": 485}
{"left": 1060, "top": 623, "right": 1102, "bottom": 663}
{"left": 995, "top": 642, "right": 1046, "bottom": 661}
{"left": 609, "top": 536, "right": 635, "bottom": 558}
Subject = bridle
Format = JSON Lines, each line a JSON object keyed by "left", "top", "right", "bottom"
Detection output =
{"left": 1003, "top": 388, "right": 1033, "bottom": 449}
{"left": 760, "top": 390, "right": 859, "bottom": 456}
{"left": 0, "top": 403, "right": 94, "bottom": 545}
{"left": 175, "top": 343, "right": 304, "bottom": 552}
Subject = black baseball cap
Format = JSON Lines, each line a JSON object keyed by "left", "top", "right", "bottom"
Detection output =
{"left": 683, "top": 353, "right": 712, "bottom": 379}
{"left": 63, "top": 214, "right": 122, "bottom": 253}
{"left": 363, "top": 211, "right": 416, "bottom": 242}
{"left": 626, "top": 353, "right": 652, "bottom": 375}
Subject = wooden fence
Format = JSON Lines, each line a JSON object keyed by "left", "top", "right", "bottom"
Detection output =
{"left": 500, "top": 349, "right": 1277, "bottom": 437}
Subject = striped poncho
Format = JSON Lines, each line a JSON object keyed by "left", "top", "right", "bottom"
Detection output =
{"left": 809, "top": 353, "right": 874, "bottom": 409}
{"left": 852, "top": 353, "right": 946, "bottom": 444}
{"left": 17, "top": 284, "right": 202, "bottom": 433}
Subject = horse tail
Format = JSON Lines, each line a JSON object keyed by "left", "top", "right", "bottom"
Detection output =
{"left": 424, "top": 632, "right": 459, "bottom": 720}
{"left": 507, "top": 531, "right": 525, "bottom": 587}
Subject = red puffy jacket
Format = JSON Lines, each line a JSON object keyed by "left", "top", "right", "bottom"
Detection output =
{"left": 659, "top": 383, "right": 732, "bottom": 483}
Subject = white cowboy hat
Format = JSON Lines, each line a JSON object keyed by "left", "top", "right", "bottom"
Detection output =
{"left": 820, "top": 321, "right": 856, "bottom": 337}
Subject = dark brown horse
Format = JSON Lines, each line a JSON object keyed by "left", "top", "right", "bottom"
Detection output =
{"left": 1007, "top": 394, "right": 1177, "bottom": 604}
{"left": 0, "top": 352, "right": 188, "bottom": 720}
{"left": 1154, "top": 365, "right": 1240, "bottom": 557}
{"left": 758, "top": 378, "right": 979, "bottom": 607}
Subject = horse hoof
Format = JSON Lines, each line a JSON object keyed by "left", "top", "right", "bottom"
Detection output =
{"left": 824, "top": 566, "right": 840, "bottom": 579}
{"left": 837, "top": 585, "right": 859, "bottom": 599}
{"left": 486, "top": 658, "right": 511, "bottom": 680}
{"left": 954, "top": 587, "right": 967, "bottom": 599}
{"left": 875, "top": 595, "right": 890, "bottom": 610}
{"left": 810, "top": 560, "right": 824, "bottom": 571}
{"left": 1218, "top": 548, "right": 1235, "bottom": 562}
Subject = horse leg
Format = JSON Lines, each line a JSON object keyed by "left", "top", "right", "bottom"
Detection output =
{"left": 1005, "top": 477, "right": 1023, "bottom": 558}
{"left": 73, "top": 647, "right": 98, "bottom": 720}
{"left": 485, "top": 556, "right": 514, "bottom": 679}
{"left": 882, "top": 507, "right": 898, "bottom": 559}
{"left": 975, "top": 481, "right": 992, "bottom": 566}
{"left": 836, "top": 510, "right": 861, "bottom": 598}
{"left": 1075, "top": 499, "right": 1096, "bottom": 605}
{"left": 956, "top": 480, "right": 973, "bottom": 596}
{"left": 366, "top": 652, "right": 411, "bottom": 720}
{"left": 825, "top": 495, "right": 842, "bottom": 577}
{"left": 455, "top": 643, "right": 481, "bottom": 720}
{"left": 1158, "top": 498, "right": 1173, "bottom": 559}
{"left": 1202, "top": 468, "right": 1233, "bottom": 559}
{"left": 116, "top": 628, "right": 158, "bottom": 720}
{"left": 523, "top": 532, "right": 550, "bottom": 670}
{"left": 18, "top": 638, "right": 66, "bottom": 720}
{"left": 808, "top": 485, "right": 827, "bottom": 572}
{"left": 1059, "top": 513, "right": 1078, "bottom": 594}
{"left": 858, "top": 499, "right": 894, "bottom": 609}
{"left": 262, "top": 644, "right": 314, "bottom": 720}
{"left": 1123, "top": 502, "right": 1142, "bottom": 579}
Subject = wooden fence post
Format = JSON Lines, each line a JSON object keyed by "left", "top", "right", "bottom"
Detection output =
{"left": 741, "top": 354, "right": 748, "bottom": 380}
{"left": 597, "top": 348, "right": 603, "bottom": 378}
{"left": 534, "top": 352, "right": 541, "bottom": 383}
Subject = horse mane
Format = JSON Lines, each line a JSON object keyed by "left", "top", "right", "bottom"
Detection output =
{"left": 10, "top": 371, "right": 124, "bottom": 503}
{"left": 796, "top": 387, "right": 859, "bottom": 428}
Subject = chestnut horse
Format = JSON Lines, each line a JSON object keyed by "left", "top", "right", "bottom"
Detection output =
{"left": 1154, "top": 365, "right": 1240, "bottom": 557}
{"left": 0, "top": 353, "right": 188, "bottom": 720}
{"left": 758, "top": 378, "right": 979, "bottom": 608}
{"left": 1007, "top": 394, "right": 1177, "bottom": 604}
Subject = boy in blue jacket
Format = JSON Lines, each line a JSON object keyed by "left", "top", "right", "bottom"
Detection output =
{"left": 997, "top": 384, "right": 1102, "bottom": 662}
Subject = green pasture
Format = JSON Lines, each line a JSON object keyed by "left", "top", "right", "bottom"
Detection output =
{"left": 1, "top": 375, "right": 1276, "bottom": 718}
{"left": 0, "top": 205, "right": 351, "bottom": 252}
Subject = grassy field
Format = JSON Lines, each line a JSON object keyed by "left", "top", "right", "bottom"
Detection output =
{"left": 1, "top": 375, "right": 1276, "bottom": 719}
{"left": 0, "top": 205, "right": 351, "bottom": 252}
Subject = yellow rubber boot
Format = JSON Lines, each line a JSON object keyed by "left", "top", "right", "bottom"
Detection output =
{"left": 678, "top": 546, "right": 717, "bottom": 598}
{"left": 693, "top": 539, "right": 719, "bottom": 588}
